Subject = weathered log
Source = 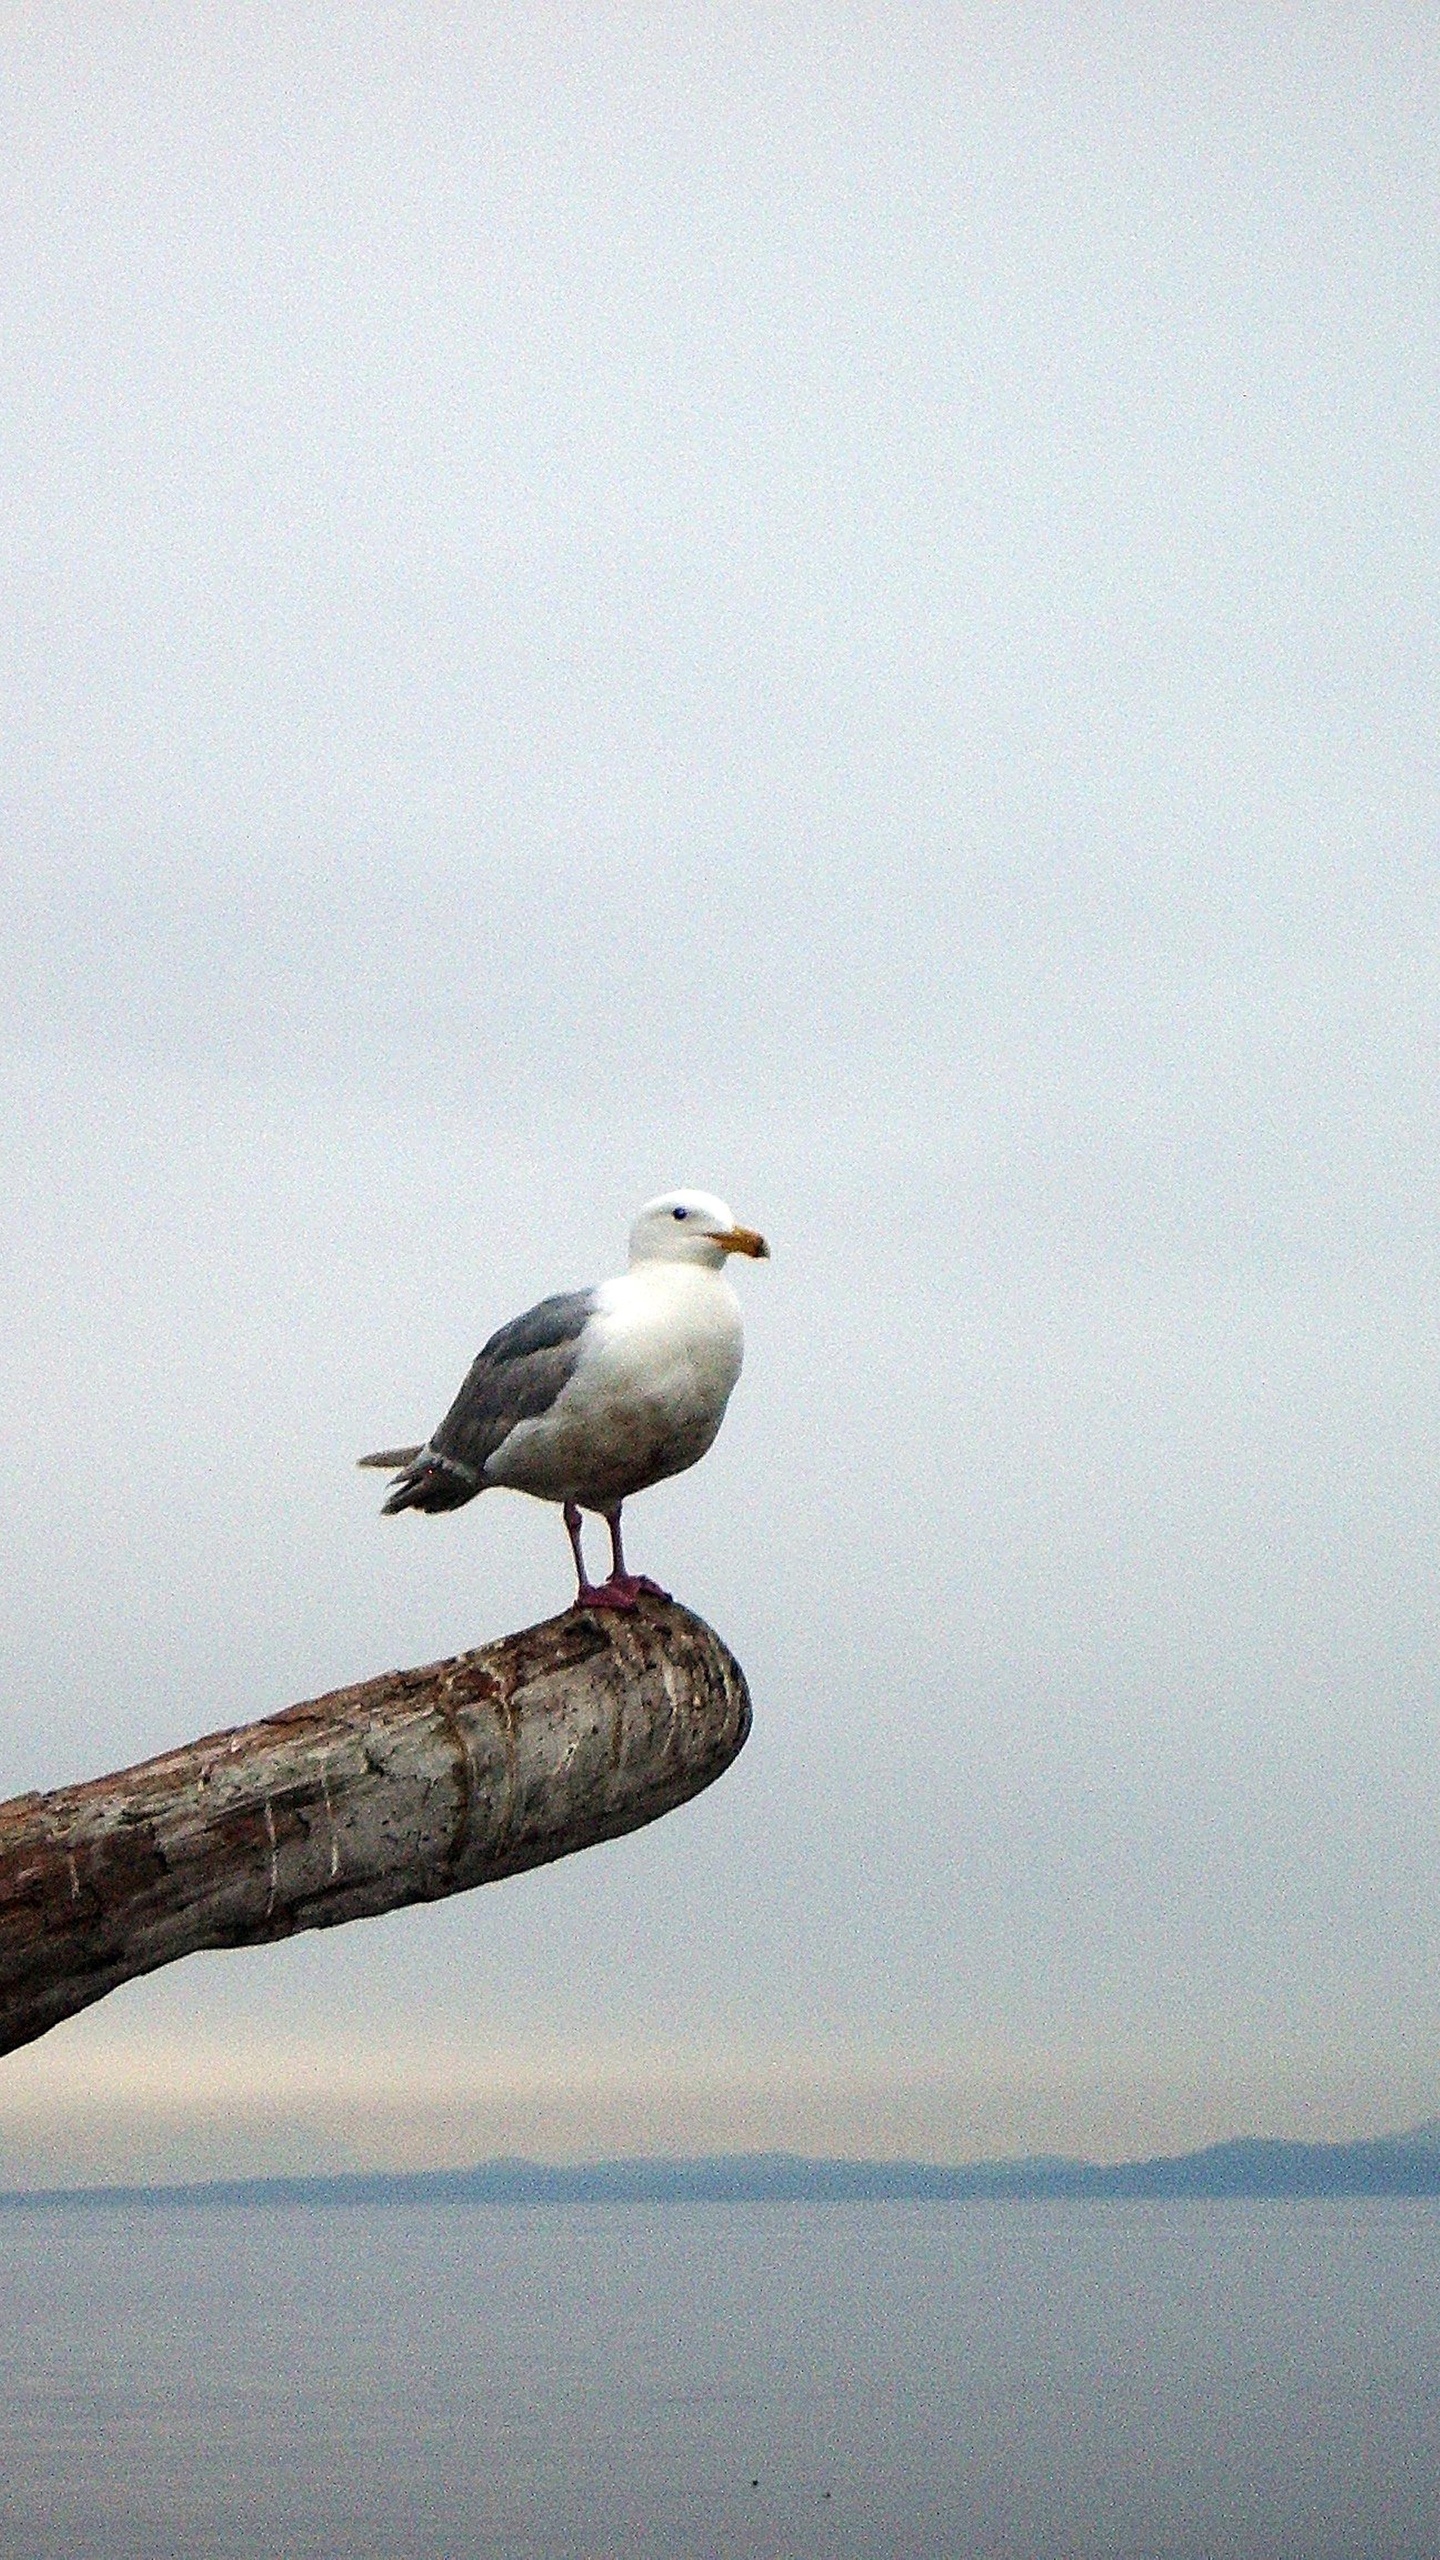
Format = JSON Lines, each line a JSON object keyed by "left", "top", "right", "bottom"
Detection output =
{"left": 0, "top": 1596, "right": 750, "bottom": 2059}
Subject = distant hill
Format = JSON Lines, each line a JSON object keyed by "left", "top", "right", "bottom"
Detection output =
{"left": 4, "top": 2127, "right": 1440, "bottom": 2209}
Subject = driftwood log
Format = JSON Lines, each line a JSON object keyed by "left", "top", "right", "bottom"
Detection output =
{"left": 0, "top": 1596, "right": 751, "bottom": 2060}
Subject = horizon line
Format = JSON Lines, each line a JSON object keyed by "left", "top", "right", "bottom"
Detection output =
{"left": 5, "top": 2123, "right": 1440, "bottom": 2209}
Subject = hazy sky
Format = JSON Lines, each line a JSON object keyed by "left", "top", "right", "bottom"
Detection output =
{"left": 2, "top": 3, "right": 1438, "bottom": 2182}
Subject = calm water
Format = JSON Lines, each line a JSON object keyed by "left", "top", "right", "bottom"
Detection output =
{"left": 1, "top": 2199, "right": 1437, "bottom": 2559}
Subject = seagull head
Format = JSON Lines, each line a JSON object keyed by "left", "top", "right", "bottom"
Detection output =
{"left": 629, "top": 1189, "right": 771, "bottom": 1270}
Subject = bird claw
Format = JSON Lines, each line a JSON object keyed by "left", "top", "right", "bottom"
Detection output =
{"left": 571, "top": 1573, "right": 670, "bottom": 1613}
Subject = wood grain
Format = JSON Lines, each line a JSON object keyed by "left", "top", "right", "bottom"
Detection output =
{"left": 0, "top": 1597, "right": 750, "bottom": 2058}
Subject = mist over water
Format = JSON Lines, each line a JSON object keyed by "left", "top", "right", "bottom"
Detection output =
{"left": 5, "top": 2199, "right": 1438, "bottom": 2559}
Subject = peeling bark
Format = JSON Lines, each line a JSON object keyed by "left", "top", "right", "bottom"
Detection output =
{"left": 0, "top": 1597, "right": 751, "bottom": 2059}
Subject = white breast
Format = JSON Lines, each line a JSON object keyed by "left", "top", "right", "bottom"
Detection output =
{"left": 484, "top": 1262, "right": 745, "bottom": 1508}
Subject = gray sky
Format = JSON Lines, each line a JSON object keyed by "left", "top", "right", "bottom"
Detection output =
{"left": 2, "top": 2, "right": 1438, "bottom": 2181}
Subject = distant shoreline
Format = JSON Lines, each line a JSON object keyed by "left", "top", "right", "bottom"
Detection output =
{"left": 4, "top": 2129, "right": 1440, "bottom": 2209}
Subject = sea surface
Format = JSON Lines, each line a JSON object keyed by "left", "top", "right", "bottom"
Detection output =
{"left": 1, "top": 2198, "right": 1437, "bottom": 2559}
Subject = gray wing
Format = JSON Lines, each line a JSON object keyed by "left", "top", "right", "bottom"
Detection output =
{"left": 379, "top": 1289, "right": 596, "bottom": 1515}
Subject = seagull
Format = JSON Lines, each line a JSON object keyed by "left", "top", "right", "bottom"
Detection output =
{"left": 359, "top": 1188, "right": 769, "bottom": 1609}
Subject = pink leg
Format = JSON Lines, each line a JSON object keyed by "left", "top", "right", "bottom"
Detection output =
{"left": 603, "top": 1507, "right": 670, "bottom": 1603}
{"left": 563, "top": 1499, "right": 592, "bottom": 1598}
{"left": 564, "top": 1500, "right": 669, "bottom": 1612}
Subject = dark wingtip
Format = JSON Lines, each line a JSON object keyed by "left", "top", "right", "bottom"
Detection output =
{"left": 380, "top": 1452, "right": 480, "bottom": 1514}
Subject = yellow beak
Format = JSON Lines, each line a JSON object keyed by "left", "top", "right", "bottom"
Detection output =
{"left": 709, "top": 1225, "right": 770, "bottom": 1259}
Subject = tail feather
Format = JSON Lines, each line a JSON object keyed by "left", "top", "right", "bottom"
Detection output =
{"left": 357, "top": 1445, "right": 424, "bottom": 1469}
{"left": 368, "top": 1444, "right": 482, "bottom": 1515}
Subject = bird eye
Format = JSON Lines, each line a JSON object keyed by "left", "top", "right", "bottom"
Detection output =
{"left": 672, "top": 1206, "right": 688, "bottom": 1220}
